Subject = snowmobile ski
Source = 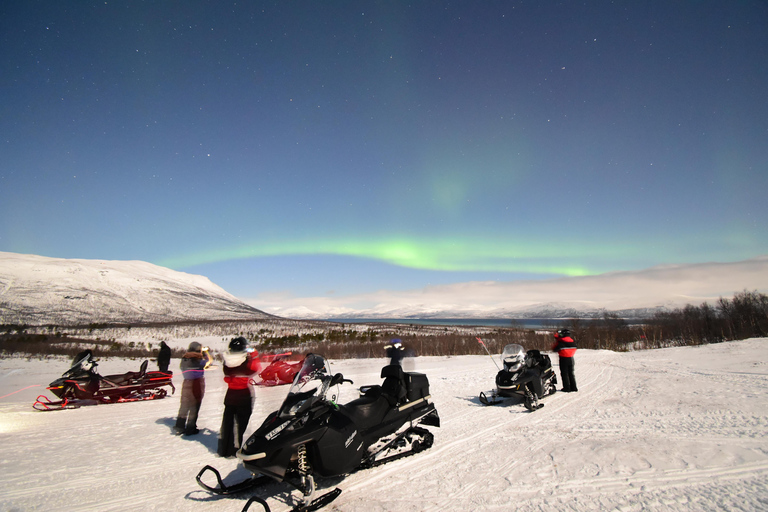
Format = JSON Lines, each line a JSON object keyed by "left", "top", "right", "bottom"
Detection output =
{"left": 196, "top": 465, "right": 272, "bottom": 495}
{"left": 240, "top": 488, "right": 342, "bottom": 512}
{"left": 292, "top": 487, "right": 342, "bottom": 512}
{"left": 479, "top": 391, "right": 506, "bottom": 406}
{"left": 33, "top": 388, "right": 168, "bottom": 411}
{"left": 33, "top": 395, "right": 88, "bottom": 411}
{"left": 240, "top": 496, "right": 270, "bottom": 512}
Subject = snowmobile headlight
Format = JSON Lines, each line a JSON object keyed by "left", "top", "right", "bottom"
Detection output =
{"left": 287, "top": 398, "right": 309, "bottom": 416}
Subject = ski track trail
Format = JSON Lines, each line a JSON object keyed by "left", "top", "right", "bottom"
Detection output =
{"left": 1, "top": 340, "right": 767, "bottom": 512}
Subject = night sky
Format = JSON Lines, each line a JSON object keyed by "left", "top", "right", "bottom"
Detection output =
{"left": 2, "top": 1, "right": 767, "bottom": 308}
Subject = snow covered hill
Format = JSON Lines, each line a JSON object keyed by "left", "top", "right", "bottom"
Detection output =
{"left": 261, "top": 256, "right": 768, "bottom": 320}
{"left": 0, "top": 338, "right": 766, "bottom": 511}
{"left": 0, "top": 252, "right": 274, "bottom": 325}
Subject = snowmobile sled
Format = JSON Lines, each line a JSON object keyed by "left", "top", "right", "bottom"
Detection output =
{"left": 258, "top": 353, "right": 303, "bottom": 386}
{"left": 33, "top": 350, "right": 175, "bottom": 411}
{"left": 197, "top": 353, "right": 440, "bottom": 512}
{"left": 479, "top": 344, "right": 557, "bottom": 411}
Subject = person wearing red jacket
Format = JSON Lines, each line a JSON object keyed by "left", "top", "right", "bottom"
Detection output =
{"left": 552, "top": 329, "right": 578, "bottom": 392}
{"left": 217, "top": 337, "right": 262, "bottom": 457}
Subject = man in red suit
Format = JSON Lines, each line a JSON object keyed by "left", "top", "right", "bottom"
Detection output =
{"left": 552, "top": 329, "right": 578, "bottom": 392}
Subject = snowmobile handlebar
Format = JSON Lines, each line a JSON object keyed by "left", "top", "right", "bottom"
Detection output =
{"left": 330, "top": 373, "right": 354, "bottom": 387}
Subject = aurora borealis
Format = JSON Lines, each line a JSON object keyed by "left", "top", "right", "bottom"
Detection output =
{"left": 1, "top": 1, "right": 767, "bottom": 310}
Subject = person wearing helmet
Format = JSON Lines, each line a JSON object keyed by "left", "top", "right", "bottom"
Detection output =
{"left": 174, "top": 341, "right": 211, "bottom": 435}
{"left": 218, "top": 337, "right": 262, "bottom": 457}
{"left": 385, "top": 339, "right": 405, "bottom": 366}
{"left": 552, "top": 329, "right": 578, "bottom": 392}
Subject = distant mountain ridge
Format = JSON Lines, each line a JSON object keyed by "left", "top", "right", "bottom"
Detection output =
{"left": 0, "top": 252, "right": 274, "bottom": 326}
{"left": 293, "top": 304, "right": 673, "bottom": 321}
{"left": 257, "top": 256, "right": 768, "bottom": 321}
{"left": 265, "top": 298, "right": 679, "bottom": 321}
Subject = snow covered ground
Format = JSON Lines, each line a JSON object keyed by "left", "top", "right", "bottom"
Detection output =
{"left": 1, "top": 339, "right": 767, "bottom": 512}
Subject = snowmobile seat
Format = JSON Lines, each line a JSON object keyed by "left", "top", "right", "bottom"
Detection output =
{"left": 380, "top": 364, "right": 407, "bottom": 405}
{"left": 405, "top": 372, "right": 429, "bottom": 401}
{"left": 526, "top": 350, "right": 552, "bottom": 370}
{"left": 340, "top": 390, "right": 391, "bottom": 431}
{"left": 103, "top": 360, "right": 149, "bottom": 386}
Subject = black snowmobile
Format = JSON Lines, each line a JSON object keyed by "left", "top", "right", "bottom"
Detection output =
{"left": 33, "top": 349, "right": 175, "bottom": 411}
{"left": 479, "top": 344, "right": 557, "bottom": 411}
{"left": 197, "top": 353, "right": 440, "bottom": 512}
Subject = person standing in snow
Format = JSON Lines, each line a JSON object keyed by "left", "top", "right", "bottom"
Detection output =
{"left": 552, "top": 329, "right": 578, "bottom": 392}
{"left": 174, "top": 341, "right": 211, "bottom": 435}
{"left": 385, "top": 339, "right": 405, "bottom": 366}
{"left": 218, "top": 337, "right": 262, "bottom": 457}
{"left": 157, "top": 341, "right": 171, "bottom": 373}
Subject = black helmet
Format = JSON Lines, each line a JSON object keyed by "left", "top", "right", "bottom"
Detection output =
{"left": 229, "top": 337, "right": 248, "bottom": 352}
{"left": 557, "top": 329, "right": 571, "bottom": 338}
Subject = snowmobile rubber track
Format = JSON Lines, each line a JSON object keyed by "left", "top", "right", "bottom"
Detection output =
{"left": 196, "top": 465, "right": 273, "bottom": 495}
{"left": 32, "top": 395, "right": 100, "bottom": 411}
{"left": 360, "top": 425, "right": 434, "bottom": 469}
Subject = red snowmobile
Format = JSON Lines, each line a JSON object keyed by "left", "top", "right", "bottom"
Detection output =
{"left": 258, "top": 353, "right": 303, "bottom": 386}
{"left": 33, "top": 350, "right": 175, "bottom": 411}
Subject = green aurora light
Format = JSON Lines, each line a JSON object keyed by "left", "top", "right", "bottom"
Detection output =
{"left": 156, "top": 236, "right": 642, "bottom": 276}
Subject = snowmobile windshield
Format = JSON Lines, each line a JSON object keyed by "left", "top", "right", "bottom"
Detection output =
{"left": 501, "top": 344, "right": 525, "bottom": 371}
{"left": 286, "top": 354, "right": 331, "bottom": 400}
{"left": 63, "top": 351, "right": 95, "bottom": 377}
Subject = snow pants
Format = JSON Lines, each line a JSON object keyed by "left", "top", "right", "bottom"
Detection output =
{"left": 176, "top": 378, "right": 205, "bottom": 434}
{"left": 559, "top": 357, "right": 577, "bottom": 392}
{"left": 218, "top": 389, "right": 253, "bottom": 457}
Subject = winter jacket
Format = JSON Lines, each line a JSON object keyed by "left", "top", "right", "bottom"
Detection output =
{"left": 222, "top": 351, "right": 262, "bottom": 390}
{"left": 180, "top": 351, "right": 210, "bottom": 380}
{"left": 552, "top": 334, "right": 577, "bottom": 358}
{"left": 157, "top": 342, "right": 171, "bottom": 371}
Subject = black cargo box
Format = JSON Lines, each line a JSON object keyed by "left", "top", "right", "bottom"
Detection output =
{"left": 405, "top": 372, "right": 429, "bottom": 401}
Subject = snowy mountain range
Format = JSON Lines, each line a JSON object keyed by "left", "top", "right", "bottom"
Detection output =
{"left": 269, "top": 302, "right": 677, "bottom": 321}
{"left": 0, "top": 252, "right": 273, "bottom": 326}
{"left": 254, "top": 256, "right": 768, "bottom": 320}
{"left": 3, "top": 251, "right": 767, "bottom": 326}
